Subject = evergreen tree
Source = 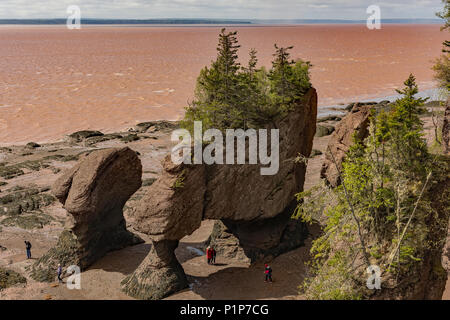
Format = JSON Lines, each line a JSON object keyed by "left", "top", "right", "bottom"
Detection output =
{"left": 389, "top": 74, "right": 429, "bottom": 176}
{"left": 181, "top": 29, "right": 311, "bottom": 132}
{"left": 296, "top": 75, "right": 447, "bottom": 299}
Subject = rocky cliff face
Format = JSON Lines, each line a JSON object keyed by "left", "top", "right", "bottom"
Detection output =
{"left": 30, "top": 147, "right": 143, "bottom": 282}
{"left": 443, "top": 99, "right": 450, "bottom": 155}
{"left": 321, "top": 103, "right": 373, "bottom": 187}
{"left": 121, "top": 87, "right": 318, "bottom": 300}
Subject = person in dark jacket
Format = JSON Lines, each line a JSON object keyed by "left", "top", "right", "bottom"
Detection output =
{"left": 24, "top": 241, "right": 32, "bottom": 259}
{"left": 57, "top": 264, "right": 63, "bottom": 283}
{"left": 211, "top": 247, "right": 217, "bottom": 265}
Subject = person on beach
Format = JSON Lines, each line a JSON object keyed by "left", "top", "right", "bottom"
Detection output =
{"left": 264, "top": 264, "right": 273, "bottom": 283}
{"left": 211, "top": 247, "right": 216, "bottom": 265}
{"left": 57, "top": 264, "right": 63, "bottom": 283}
{"left": 206, "top": 246, "right": 212, "bottom": 264}
{"left": 24, "top": 241, "right": 32, "bottom": 259}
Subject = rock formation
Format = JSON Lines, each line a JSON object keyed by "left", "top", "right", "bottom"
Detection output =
{"left": 121, "top": 87, "right": 318, "bottom": 300}
{"left": 30, "top": 147, "right": 143, "bottom": 282}
{"left": 320, "top": 103, "right": 373, "bottom": 187}
{"left": 443, "top": 99, "right": 450, "bottom": 155}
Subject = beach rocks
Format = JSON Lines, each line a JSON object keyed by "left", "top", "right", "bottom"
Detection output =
{"left": 133, "top": 121, "right": 179, "bottom": 133}
{"left": 30, "top": 147, "right": 143, "bottom": 282}
{"left": 122, "top": 87, "right": 317, "bottom": 300}
{"left": 317, "top": 115, "right": 342, "bottom": 122}
{"left": 321, "top": 103, "right": 373, "bottom": 187}
{"left": 25, "top": 142, "right": 40, "bottom": 149}
{"left": 67, "top": 130, "right": 104, "bottom": 143}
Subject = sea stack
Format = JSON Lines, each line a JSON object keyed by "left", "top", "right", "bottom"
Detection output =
{"left": 30, "top": 147, "right": 143, "bottom": 282}
{"left": 121, "top": 87, "right": 318, "bottom": 300}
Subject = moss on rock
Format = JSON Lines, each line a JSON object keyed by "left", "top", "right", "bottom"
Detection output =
{"left": 0, "top": 268, "right": 27, "bottom": 290}
{"left": 1, "top": 213, "right": 53, "bottom": 229}
{"left": 0, "top": 188, "right": 55, "bottom": 216}
{"left": 29, "top": 230, "right": 82, "bottom": 282}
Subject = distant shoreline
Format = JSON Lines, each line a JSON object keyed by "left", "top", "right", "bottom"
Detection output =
{"left": 0, "top": 18, "right": 442, "bottom": 25}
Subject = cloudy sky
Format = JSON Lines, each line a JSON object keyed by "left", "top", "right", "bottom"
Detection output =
{"left": 0, "top": 0, "right": 444, "bottom": 20}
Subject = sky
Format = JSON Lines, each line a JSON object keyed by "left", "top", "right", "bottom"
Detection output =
{"left": 0, "top": 0, "right": 444, "bottom": 20}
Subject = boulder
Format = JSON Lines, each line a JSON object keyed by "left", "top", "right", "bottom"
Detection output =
{"left": 315, "top": 124, "right": 335, "bottom": 137}
{"left": 204, "top": 221, "right": 250, "bottom": 263}
{"left": 122, "top": 87, "right": 317, "bottom": 300}
{"left": 25, "top": 142, "right": 40, "bottom": 149}
{"left": 30, "top": 147, "right": 143, "bottom": 282}
{"left": 321, "top": 103, "right": 373, "bottom": 187}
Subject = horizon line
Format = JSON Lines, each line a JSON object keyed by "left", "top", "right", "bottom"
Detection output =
{"left": 0, "top": 18, "right": 442, "bottom": 25}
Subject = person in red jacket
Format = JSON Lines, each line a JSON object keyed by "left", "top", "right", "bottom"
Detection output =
{"left": 206, "top": 246, "right": 212, "bottom": 264}
{"left": 264, "top": 264, "right": 273, "bottom": 283}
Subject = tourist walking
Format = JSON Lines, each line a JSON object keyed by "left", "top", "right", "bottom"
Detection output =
{"left": 24, "top": 241, "right": 32, "bottom": 259}
{"left": 57, "top": 264, "right": 63, "bottom": 283}
{"left": 264, "top": 264, "right": 273, "bottom": 283}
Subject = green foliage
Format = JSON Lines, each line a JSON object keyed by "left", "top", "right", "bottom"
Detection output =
{"left": 297, "top": 75, "right": 449, "bottom": 299}
{"left": 180, "top": 29, "right": 311, "bottom": 132}
{"left": 171, "top": 171, "right": 186, "bottom": 190}
{"left": 437, "top": 0, "right": 450, "bottom": 32}
{"left": 433, "top": 54, "right": 450, "bottom": 91}
{"left": 434, "top": 1, "right": 450, "bottom": 90}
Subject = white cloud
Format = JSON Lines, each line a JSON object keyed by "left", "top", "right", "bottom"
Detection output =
{"left": 0, "top": 0, "right": 443, "bottom": 19}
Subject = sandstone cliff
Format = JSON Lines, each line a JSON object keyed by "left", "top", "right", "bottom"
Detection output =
{"left": 320, "top": 102, "right": 374, "bottom": 187}
{"left": 443, "top": 99, "right": 449, "bottom": 155}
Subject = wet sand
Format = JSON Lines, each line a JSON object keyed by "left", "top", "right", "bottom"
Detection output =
{"left": 0, "top": 24, "right": 447, "bottom": 145}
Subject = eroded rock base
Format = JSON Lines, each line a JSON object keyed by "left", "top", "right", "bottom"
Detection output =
{"left": 121, "top": 240, "right": 188, "bottom": 300}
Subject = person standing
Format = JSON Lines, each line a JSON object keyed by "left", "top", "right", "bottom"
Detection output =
{"left": 57, "top": 264, "right": 63, "bottom": 283}
{"left": 211, "top": 247, "right": 217, "bottom": 265}
{"left": 206, "top": 246, "right": 212, "bottom": 264}
{"left": 264, "top": 264, "right": 273, "bottom": 283}
{"left": 24, "top": 241, "right": 32, "bottom": 259}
